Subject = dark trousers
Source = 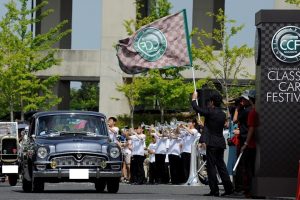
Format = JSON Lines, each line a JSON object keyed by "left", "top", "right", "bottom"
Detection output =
{"left": 163, "top": 162, "right": 170, "bottom": 184}
{"left": 235, "top": 148, "right": 256, "bottom": 194}
{"left": 148, "top": 162, "right": 156, "bottom": 184}
{"left": 155, "top": 154, "right": 166, "bottom": 183}
{"left": 181, "top": 152, "right": 191, "bottom": 182}
{"left": 130, "top": 155, "right": 145, "bottom": 184}
{"left": 206, "top": 146, "right": 233, "bottom": 194}
{"left": 168, "top": 154, "right": 182, "bottom": 184}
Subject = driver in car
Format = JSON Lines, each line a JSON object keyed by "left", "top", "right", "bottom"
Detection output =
{"left": 39, "top": 118, "right": 56, "bottom": 136}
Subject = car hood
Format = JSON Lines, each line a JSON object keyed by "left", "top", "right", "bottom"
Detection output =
{"left": 35, "top": 135, "right": 109, "bottom": 153}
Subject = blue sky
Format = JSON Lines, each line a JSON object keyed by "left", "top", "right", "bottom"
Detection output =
{"left": 71, "top": 0, "right": 274, "bottom": 49}
{"left": 0, "top": 0, "right": 274, "bottom": 49}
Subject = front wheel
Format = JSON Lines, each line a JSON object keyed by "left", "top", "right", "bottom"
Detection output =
{"left": 0, "top": 176, "right": 6, "bottom": 182}
{"left": 32, "top": 178, "right": 44, "bottom": 192}
{"left": 95, "top": 179, "right": 106, "bottom": 192}
{"left": 8, "top": 175, "right": 18, "bottom": 186}
{"left": 107, "top": 177, "right": 120, "bottom": 193}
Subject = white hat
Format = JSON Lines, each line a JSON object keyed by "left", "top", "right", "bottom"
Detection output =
{"left": 240, "top": 90, "right": 250, "bottom": 100}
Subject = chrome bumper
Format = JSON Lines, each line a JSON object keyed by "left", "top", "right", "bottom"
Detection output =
{"left": 33, "top": 169, "right": 122, "bottom": 178}
{"left": 33, "top": 160, "right": 122, "bottom": 178}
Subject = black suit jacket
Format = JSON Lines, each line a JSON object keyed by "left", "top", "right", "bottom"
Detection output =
{"left": 192, "top": 100, "right": 226, "bottom": 149}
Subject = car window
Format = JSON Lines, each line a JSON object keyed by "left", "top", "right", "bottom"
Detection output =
{"left": 36, "top": 114, "right": 108, "bottom": 136}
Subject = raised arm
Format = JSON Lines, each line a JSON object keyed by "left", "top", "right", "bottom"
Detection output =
{"left": 191, "top": 91, "right": 210, "bottom": 116}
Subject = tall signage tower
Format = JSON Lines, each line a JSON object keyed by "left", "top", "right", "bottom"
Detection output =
{"left": 254, "top": 10, "right": 300, "bottom": 197}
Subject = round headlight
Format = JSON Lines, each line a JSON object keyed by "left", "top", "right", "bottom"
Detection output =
{"left": 37, "top": 147, "right": 48, "bottom": 159}
{"left": 109, "top": 147, "right": 120, "bottom": 158}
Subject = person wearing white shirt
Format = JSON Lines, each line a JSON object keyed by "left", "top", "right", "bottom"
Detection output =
{"left": 127, "top": 126, "right": 146, "bottom": 184}
{"left": 168, "top": 132, "right": 184, "bottom": 184}
{"left": 120, "top": 128, "right": 132, "bottom": 183}
{"left": 151, "top": 128, "right": 168, "bottom": 184}
{"left": 147, "top": 136, "right": 157, "bottom": 184}
{"left": 179, "top": 119, "right": 200, "bottom": 182}
{"left": 107, "top": 117, "right": 120, "bottom": 145}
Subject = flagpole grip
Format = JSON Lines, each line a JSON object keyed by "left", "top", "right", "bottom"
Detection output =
{"left": 192, "top": 66, "right": 201, "bottom": 121}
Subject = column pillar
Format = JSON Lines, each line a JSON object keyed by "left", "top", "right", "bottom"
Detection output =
{"left": 36, "top": 0, "right": 72, "bottom": 49}
{"left": 192, "top": 0, "right": 225, "bottom": 49}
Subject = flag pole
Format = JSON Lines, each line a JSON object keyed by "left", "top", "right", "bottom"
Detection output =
{"left": 192, "top": 66, "right": 197, "bottom": 92}
{"left": 192, "top": 66, "right": 201, "bottom": 121}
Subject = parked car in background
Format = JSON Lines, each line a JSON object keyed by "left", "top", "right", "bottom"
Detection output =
{"left": 0, "top": 122, "right": 19, "bottom": 186}
{"left": 20, "top": 111, "right": 122, "bottom": 193}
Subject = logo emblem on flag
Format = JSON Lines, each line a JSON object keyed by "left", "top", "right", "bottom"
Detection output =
{"left": 133, "top": 27, "right": 167, "bottom": 62}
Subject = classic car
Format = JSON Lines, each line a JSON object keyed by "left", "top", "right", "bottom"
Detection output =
{"left": 20, "top": 111, "right": 122, "bottom": 193}
{"left": 0, "top": 122, "right": 19, "bottom": 186}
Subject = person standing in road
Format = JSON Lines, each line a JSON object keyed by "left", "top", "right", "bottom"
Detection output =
{"left": 126, "top": 126, "right": 146, "bottom": 185}
{"left": 168, "top": 129, "right": 183, "bottom": 184}
{"left": 191, "top": 91, "right": 234, "bottom": 197}
{"left": 148, "top": 136, "right": 157, "bottom": 184}
{"left": 151, "top": 128, "right": 168, "bottom": 184}
{"left": 179, "top": 119, "right": 200, "bottom": 183}
{"left": 120, "top": 128, "right": 132, "bottom": 183}
{"left": 240, "top": 90, "right": 258, "bottom": 198}
{"left": 233, "top": 90, "right": 252, "bottom": 193}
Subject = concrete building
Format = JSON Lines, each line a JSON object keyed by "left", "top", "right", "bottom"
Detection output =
{"left": 35, "top": 0, "right": 298, "bottom": 117}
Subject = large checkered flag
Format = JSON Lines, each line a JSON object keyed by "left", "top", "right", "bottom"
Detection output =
{"left": 116, "top": 9, "right": 193, "bottom": 74}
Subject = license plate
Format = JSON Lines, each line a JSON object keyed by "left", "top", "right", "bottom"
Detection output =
{"left": 69, "top": 169, "right": 89, "bottom": 179}
{"left": 2, "top": 165, "right": 18, "bottom": 173}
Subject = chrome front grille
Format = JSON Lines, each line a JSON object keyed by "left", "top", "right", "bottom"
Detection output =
{"left": 50, "top": 155, "right": 107, "bottom": 167}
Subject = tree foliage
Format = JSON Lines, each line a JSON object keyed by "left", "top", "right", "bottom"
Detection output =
{"left": 285, "top": 0, "right": 300, "bottom": 6}
{"left": 70, "top": 82, "right": 99, "bottom": 111}
{"left": 191, "top": 9, "right": 253, "bottom": 108}
{"left": 0, "top": 0, "right": 71, "bottom": 121}
{"left": 116, "top": 76, "right": 144, "bottom": 127}
{"left": 137, "top": 70, "right": 188, "bottom": 122}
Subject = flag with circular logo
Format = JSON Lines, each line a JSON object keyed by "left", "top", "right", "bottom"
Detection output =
{"left": 116, "top": 10, "right": 192, "bottom": 74}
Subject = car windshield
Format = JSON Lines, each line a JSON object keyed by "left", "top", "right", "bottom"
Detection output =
{"left": 36, "top": 114, "right": 108, "bottom": 137}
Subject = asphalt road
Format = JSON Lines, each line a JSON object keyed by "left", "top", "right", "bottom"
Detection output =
{"left": 0, "top": 181, "right": 293, "bottom": 200}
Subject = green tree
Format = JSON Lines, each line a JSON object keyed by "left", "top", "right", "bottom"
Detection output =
{"left": 116, "top": 76, "right": 144, "bottom": 127}
{"left": 0, "top": 0, "right": 71, "bottom": 121}
{"left": 70, "top": 82, "right": 99, "bottom": 111}
{"left": 285, "top": 0, "right": 300, "bottom": 6}
{"left": 192, "top": 9, "right": 253, "bottom": 112}
{"left": 136, "top": 70, "right": 188, "bottom": 123}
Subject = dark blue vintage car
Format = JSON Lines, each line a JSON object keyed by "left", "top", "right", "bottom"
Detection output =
{"left": 20, "top": 111, "right": 122, "bottom": 193}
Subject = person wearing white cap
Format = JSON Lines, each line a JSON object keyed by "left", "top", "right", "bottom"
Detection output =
{"left": 240, "top": 90, "right": 258, "bottom": 198}
{"left": 233, "top": 90, "right": 252, "bottom": 193}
